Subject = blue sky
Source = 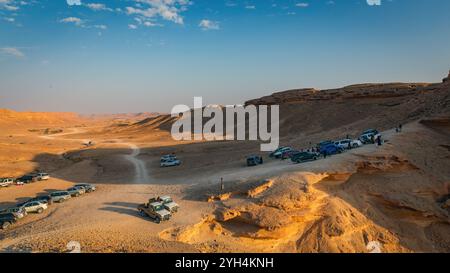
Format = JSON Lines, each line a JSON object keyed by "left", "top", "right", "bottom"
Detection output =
{"left": 0, "top": 0, "right": 449, "bottom": 113}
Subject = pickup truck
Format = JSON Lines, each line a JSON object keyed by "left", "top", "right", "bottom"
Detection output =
{"left": 137, "top": 201, "right": 171, "bottom": 223}
{"left": 149, "top": 196, "right": 180, "bottom": 213}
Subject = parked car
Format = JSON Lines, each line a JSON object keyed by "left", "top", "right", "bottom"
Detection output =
{"left": 317, "top": 141, "right": 334, "bottom": 148}
{"left": 149, "top": 196, "right": 180, "bottom": 213}
{"left": 0, "top": 207, "right": 27, "bottom": 219}
{"left": 16, "top": 175, "right": 38, "bottom": 184}
{"left": 160, "top": 159, "right": 181, "bottom": 167}
{"left": 281, "top": 150, "right": 300, "bottom": 160}
{"left": 49, "top": 191, "right": 72, "bottom": 203}
{"left": 291, "top": 152, "right": 319, "bottom": 163}
{"left": 270, "top": 147, "right": 293, "bottom": 158}
{"left": 0, "top": 178, "right": 14, "bottom": 187}
{"left": 20, "top": 201, "right": 47, "bottom": 214}
{"left": 335, "top": 139, "right": 363, "bottom": 150}
{"left": 247, "top": 155, "right": 263, "bottom": 166}
{"left": 36, "top": 173, "right": 50, "bottom": 181}
{"left": 359, "top": 129, "right": 381, "bottom": 144}
{"left": 137, "top": 201, "right": 171, "bottom": 223}
{"left": 28, "top": 195, "right": 53, "bottom": 205}
{"left": 0, "top": 213, "right": 18, "bottom": 230}
{"left": 269, "top": 146, "right": 286, "bottom": 158}
{"left": 67, "top": 186, "right": 86, "bottom": 197}
{"left": 74, "top": 183, "right": 96, "bottom": 193}
{"left": 161, "top": 155, "right": 177, "bottom": 162}
{"left": 320, "top": 143, "right": 342, "bottom": 155}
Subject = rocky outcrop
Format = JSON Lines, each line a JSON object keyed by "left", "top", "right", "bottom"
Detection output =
{"left": 443, "top": 70, "right": 450, "bottom": 83}
{"left": 245, "top": 83, "right": 438, "bottom": 105}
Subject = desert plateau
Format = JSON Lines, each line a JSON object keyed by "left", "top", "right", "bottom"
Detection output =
{"left": 1, "top": 72, "right": 449, "bottom": 253}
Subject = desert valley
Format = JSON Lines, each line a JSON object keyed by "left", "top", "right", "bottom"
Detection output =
{"left": 0, "top": 71, "right": 449, "bottom": 253}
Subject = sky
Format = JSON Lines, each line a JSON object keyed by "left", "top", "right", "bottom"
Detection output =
{"left": 0, "top": 0, "right": 449, "bottom": 114}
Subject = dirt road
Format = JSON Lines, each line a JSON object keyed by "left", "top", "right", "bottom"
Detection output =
{"left": 117, "top": 142, "right": 151, "bottom": 183}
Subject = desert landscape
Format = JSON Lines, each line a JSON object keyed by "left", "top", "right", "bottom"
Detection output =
{"left": 0, "top": 71, "right": 449, "bottom": 253}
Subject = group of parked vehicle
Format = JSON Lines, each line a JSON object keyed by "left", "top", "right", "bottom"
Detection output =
{"left": 0, "top": 183, "right": 96, "bottom": 230}
{"left": 160, "top": 154, "right": 181, "bottom": 167}
{"left": 246, "top": 129, "right": 381, "bottom": 166}
{"left": 0, "top": 172, "right": 50, "bottom": 188}
{"left": 137, "top": 195, "right": 179, "bottom": 223}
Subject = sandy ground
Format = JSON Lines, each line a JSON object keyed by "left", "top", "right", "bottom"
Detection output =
{"left": 0, "top": 116, "right": 449, "bottom": 253}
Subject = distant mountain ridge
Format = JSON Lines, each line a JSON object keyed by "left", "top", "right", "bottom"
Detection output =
{"left": 0, "top": 109, "right": 81, "bottom": 126}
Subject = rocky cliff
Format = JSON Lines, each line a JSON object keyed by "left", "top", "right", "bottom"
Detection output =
{"left": 245, "top": 83, "right": 440, "bottom": 105}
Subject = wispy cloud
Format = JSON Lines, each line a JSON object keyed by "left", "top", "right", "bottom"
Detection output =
{"left": 0, "top": 0, "right": 19, "bottom": 11}
{"left": 125, "top": 0, "right": 192, "bottom": 25}
{"left": 60, "top": 16, "right": 83, "bottom": 26}
{"left": 85, "top": 3, "right": 112, "bottom": 12}
{"left": 94, "top": 24, "right": 107, "bottom": 30}
{"left": 296, "top": 3, "right": 309, "bottom": 8}
{"left": 367, "top": 0, "right": 381, "bottom": 6}
{"left": 0, "top": 47, "right": 25, "bottom": 58}
{"left": 199, "top": 19, "right": 219, "bottom": 30}
{"left": 66, "top": 0, "right": 82, "bottom": 6}
{"left": 3, "top": 17, "right": 15, "bottom": 22}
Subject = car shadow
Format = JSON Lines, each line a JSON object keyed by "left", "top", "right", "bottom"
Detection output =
{"left": 103, "top": 201, "right": 139, "bottom": 209}
{"left": 100, "top": 202, "right": 156, "bottom": 223}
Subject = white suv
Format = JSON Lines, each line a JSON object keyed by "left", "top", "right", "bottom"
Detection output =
{"left": 36, "top": 173, "right": 50, "bottom": 180}
{"left": 0, "top": 178, "right": 14, "bottom": 187}
{"left": 161, "top": 159, "right": 181, "bottom": 167}
{"left": 21, "top": 201, "right": 47, "bottom": 214}
{"left": 335, "top": 139, "right": 363, "bottom": 149}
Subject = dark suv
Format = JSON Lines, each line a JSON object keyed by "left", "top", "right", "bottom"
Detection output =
{"left": 0, "top": 212, "right": 18, "bottom": 230}
{"left": 247, "top": 155, "right": 263, "bottom": 166}
{"left": 291, "top": 152, "right": 318, "bottom": 163}
{"left": 28, "top": 195, "right": 53, "bottom": 205}
{"left": 16, "top": 175, "right": 38, "bottom": 184}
